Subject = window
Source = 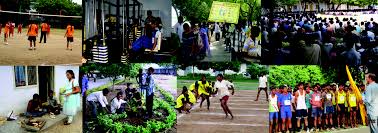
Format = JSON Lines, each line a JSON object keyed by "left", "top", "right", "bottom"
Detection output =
{"left": 14, "top": 66, "right": 38, "bottom": 87}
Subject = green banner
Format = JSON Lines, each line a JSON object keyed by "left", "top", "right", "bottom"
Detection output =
{"left": 208, "top": 1, "right": 240, "bottom": 24}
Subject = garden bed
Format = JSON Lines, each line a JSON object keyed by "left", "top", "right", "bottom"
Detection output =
{"left": 97, "top": 98, "right": 176, "bottom": 133}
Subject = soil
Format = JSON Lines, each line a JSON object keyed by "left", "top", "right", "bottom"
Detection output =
{"left": 0, "top": 28, "right": 82, "bottom": 65}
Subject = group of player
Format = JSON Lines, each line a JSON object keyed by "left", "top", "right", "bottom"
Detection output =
{"left": 1, "top": 21, "right": 23, "bottom": 45}
{"left": 269, "top": 82, "right": 367, "bottom": 133}
{"left": 175, "top": 74, "right": 235, "bottom": 119}
{"left": 1, "top": 20, "right": 75, "bottom": 50}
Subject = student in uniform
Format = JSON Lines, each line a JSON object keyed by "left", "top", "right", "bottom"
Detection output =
{"left": 214, "top": 74, "right": 235, "bottom": 119}
{"left": 197, "top": 75, "right": 211, "bottom": 110}
{"left": 111, "top": 92, "right": 127, "bottom": 114}
{"left": 65, "top": 23, "right": 74, "bottom": 50}
{"left": 347, "top": 86, "right": 358, "bottom": 128}
{"left": 336, "top": 84, "right": 347, "bottom": 128}
{"left": 269, "top": 87, "right": 279, "bottom": 133}
{"left": 17, "top": 23, "right": 22, "bottom": 35}
{"left": 175, "top": 86, "right": 190, "bottom": 113}
{"left": 39, "top": 21, "right": 49, "bottom": 43}
{"left": 278, "top": 85, "right": 293, "bottom": 132}
{"left": 9, "top": 21, "right": 14, "bottom": 38}
{"left": 4, "top": 22, "right": 10, "bottom": 45}
{"left": 27, "top": 21, "right": 38, "bottom": 50}
{"left": 322, "top": 85, "right": 335, "bottom": 130}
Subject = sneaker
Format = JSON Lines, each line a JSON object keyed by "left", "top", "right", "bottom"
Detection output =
{"left": 5, "top": 42, "right": 8, "bottom": 45}
{"left": 331, "top": 127, "right": 335, "bottom": 130}
{"left": 29, "top": 47, "right": 33, "bottom": 50}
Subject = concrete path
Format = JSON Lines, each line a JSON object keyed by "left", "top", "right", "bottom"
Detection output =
{"left": 177, "top": 90, "right": 268, "bottom": 133}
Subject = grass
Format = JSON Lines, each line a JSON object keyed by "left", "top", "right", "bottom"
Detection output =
{"left": 177, "top": 79, "right": 259, "bottom": 93}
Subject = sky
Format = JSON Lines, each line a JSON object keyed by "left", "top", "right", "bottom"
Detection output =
{"left": 72, "top": 0, "right": 82, "bottom": 5}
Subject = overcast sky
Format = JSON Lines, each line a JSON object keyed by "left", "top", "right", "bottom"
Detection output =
{"left": 72, "top": 0, "right": 82, "bottom": 5}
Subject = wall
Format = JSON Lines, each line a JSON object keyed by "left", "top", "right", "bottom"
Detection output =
{"left": 0, "top": 66, "right": 38, "bottom": 116}
{"left": 54, "top": 66, "right": 80, "bottom": 104}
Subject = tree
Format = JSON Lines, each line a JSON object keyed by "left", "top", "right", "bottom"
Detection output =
{"left": 246, "top": 64, "right": 268, "bottom": 79}
{"left": 33, "top": 0, "right": 82, "bottom": 16}
{"left": 268, "top": 65, "right": 327, "bottom": 87}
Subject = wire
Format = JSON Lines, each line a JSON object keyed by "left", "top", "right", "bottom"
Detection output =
{"left": 0, "top": 10, "right": 82, "bottom": 18}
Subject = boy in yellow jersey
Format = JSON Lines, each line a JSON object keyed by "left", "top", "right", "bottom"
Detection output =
{"left": 347, "top": 86, "right": 358, "bottom": 128}
{"left": 175, "top": 86, "right": 190, "bottom": 113}
{"left": 196, "top": 75, "right": 211, "bottom": 110}
{"left": 336, "top": 84, "right": 347, "bottom": 129}
{"left": 64, "top": 23, "right": 74, "bottom": 50}
{"left": 27, "top": 21, "right": 38, "bottom": 50}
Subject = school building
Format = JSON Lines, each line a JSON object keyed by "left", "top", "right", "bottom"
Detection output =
{"left": 177, "top": 64, "right": 248, "bottom": 76}
{"left": 0, "top": 66, "right": 79, "bottom": 116}
{"left": 279, "top": 3, "right": 369, "bottom": 12}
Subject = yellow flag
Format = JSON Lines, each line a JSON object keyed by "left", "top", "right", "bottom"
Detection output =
{"left": 346, "top": 65, "right": 366, "bottom": 125}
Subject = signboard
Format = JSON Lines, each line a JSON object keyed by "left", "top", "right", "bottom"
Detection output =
{"left": 208, "top": 1, "right": 240, "bottom": 24}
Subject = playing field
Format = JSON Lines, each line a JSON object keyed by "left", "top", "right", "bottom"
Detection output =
{"left": 177, "top": 79, "right": 259, "bottom": 92}
{"left": 0, "top": 28, "right": 82, "bottom": 65}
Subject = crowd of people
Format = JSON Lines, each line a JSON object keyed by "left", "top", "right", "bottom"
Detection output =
{"left": 175, "top": 74, "right": 235, "bottom": 119}
{"left": 172, "top": 16, "right": 261, "bottom": 62}
{"left": 268, "top": 73, "right": 378, "bottom": 133}
{"left": 261, "top": 12, "right": 378, "bottom": 65}
{"left": 1, "top": 20, "right": 75, "bottom": 50}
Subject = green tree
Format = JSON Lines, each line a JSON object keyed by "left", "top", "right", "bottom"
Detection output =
{"left": 33, "top": 0, "right": 82, "bottom": 16}
{"left": 246, "top": 64, "right": 268, "bottom": 79}
{"left": 268, "top": 65, "right": 327, "bottom": 87}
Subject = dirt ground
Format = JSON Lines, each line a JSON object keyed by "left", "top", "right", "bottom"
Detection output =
{"left": 0, "top": 28, "right": 82, "bottom": 65}
{"left": 42, "top": 111, "right": 83, "bottom": 133}
{"left": 177, "top": 90, "right": 269, "bottom": 133}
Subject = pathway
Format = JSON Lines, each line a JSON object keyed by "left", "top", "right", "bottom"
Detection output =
{"left": 177, "top": 90, "right": 269, "bottom": 133}
{"left": 201, "top": 33, "right": 231, "bottom": 62}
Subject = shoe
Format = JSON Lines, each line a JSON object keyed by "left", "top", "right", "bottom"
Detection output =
{"left": 34, "top": 48, "right": 36, "bottom": 50}
{"left": 306, "top": 128, "right": 310, "bottom": 133}
{"left": 29, "top": 47, "right": 33, "bottom": 50}
{"left": 5, "top": 42, "right": 8, "bottom": 45}
{"left": 331, "top": 127, "right": 335, "bottom": 130}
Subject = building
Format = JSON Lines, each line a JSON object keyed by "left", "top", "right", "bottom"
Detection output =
{"left": 0, "top": 66, "right": 79, "bottom": 116}
{"left": 279, "top": 2, "right": 368, "bottom": 12}
{"left": 177, "top": 64, "right": 248, "bottom": 76}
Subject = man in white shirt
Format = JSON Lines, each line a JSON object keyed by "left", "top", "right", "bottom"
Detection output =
{"left": 214, "top": 22, "right": 221, "bottom": 41}
{"left": 255, "top": 74, "right": 268, "bottom": 101}
{"left": 111, "top": 92, "right": 127, "bottom": 114}
{"left": 214, "top": 74, "right": 234, "bottom": 119}
{"left": 86, "top": 88, "right": 110, "bottom": 117}
{"left": 173, "top": 16, "right": 184, "bottom": 43}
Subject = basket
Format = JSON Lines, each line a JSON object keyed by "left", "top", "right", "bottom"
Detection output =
{"left": 20, "top": 118, "right": 46, "bottom": 132}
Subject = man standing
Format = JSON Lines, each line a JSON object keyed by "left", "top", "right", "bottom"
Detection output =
{"left": 310, "top": 86, "right": 323, "bottom": 132}
{"left": 39, "top": 21, "right": 49, "bottom": 43}
{"left": 365, "top": 73, "right": 378, "bottom": 132}
{"left": 255, "top": 74, "right": 268, "bottom": 101}
{"left": 142, "top": 67, "right": 155, "bottom": 118}
{"left": 173, "top": 16, "right": 184, "bottom": 43}
{"left": 214, "top": 22, "right": 221, "bottom": 41}
{"left": 294, "top": 83, "right": 309, "bottom": 132}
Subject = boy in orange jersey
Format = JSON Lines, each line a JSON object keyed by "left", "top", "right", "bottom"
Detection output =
{"left": 39, "top": 21, "right": 48, "bottom": 43}
{"left": 64, "top": 23, "right": 74, "bottom": 51}
{"left": 4, "top": 22, "right": 10, "bottom": 45}
{"left": 10, "top": 22, "right": 15, "bottom": 38}
{"left": 17, "top": 23, "right": 23, "bottom": 35}
{"left": 27, "top": 21, "right": 38, "bottom": 50}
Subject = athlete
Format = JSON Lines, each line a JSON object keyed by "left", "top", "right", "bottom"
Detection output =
{"left": 269, "top": 87, "right": 279, "bottom": 133}
{"left": 294, "top": 83, "right": 309, "bottom": 132}
{"left": 278, "top": 85, "right": 292, "bottom": 132}
{"left": 65, "top": 23, "right": 74, "bottom": 50}
{"left": 336, "top": 84, "right": 347, "bottom": 128}
{"left": 27, "top": 21, "right": 38, "bottom": 50}
{"left": 214, "top": 74, "right": 234, "bottom": 119}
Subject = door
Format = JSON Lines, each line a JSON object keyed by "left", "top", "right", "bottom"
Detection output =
{"left": 38, "top": 66, "right": 54, "bottom": 102}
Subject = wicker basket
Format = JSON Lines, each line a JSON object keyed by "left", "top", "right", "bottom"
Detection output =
{"left": 20, "top": 118, "right": 46, "bottom": 132}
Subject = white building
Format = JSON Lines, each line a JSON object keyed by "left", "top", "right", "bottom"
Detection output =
{"left": 0, "top": 66, "right": 79, "bottom": 116}
{"left": 177, "top": 64, "right": 248, "bottom": 76}
{"left": 280, "top": 3, "right": 368, "bottom": 12}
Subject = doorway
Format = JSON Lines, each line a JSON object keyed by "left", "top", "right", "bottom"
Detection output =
{"left": 38, "top": 66, "right": 54, "bottom": 102}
